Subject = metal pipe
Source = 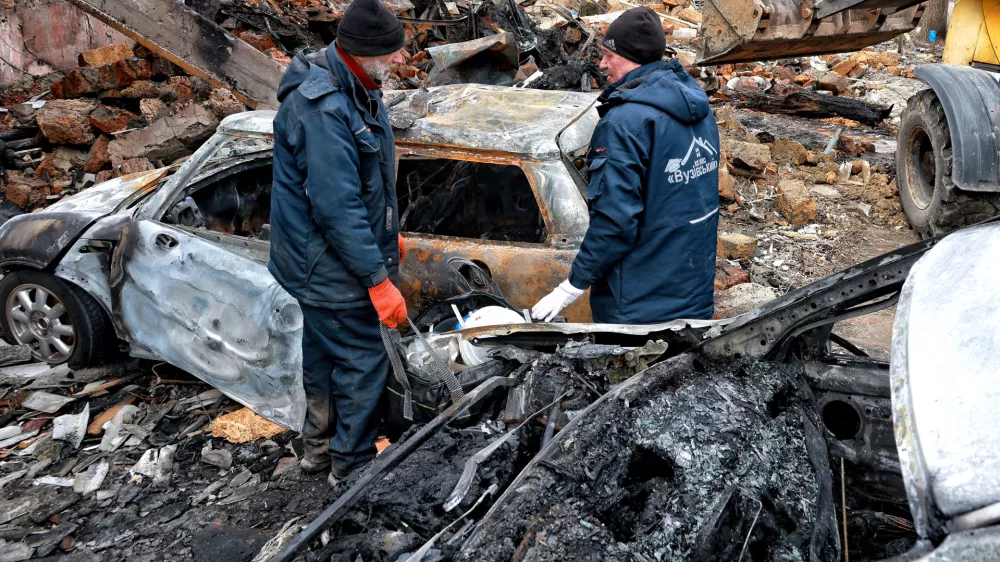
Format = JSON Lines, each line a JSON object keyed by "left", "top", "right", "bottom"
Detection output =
{"left": 541, "top": 400, "right": 562, "bottom": 448}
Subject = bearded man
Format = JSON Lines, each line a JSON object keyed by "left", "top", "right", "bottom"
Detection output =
{"left": 269, "top": 0, "right": 408, "bottom": 485}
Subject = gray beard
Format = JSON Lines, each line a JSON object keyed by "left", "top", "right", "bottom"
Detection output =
{"left": 359, "top": 59, "right": 392, "bottom": 82}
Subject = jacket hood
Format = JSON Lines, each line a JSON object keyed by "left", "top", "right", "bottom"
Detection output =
{"left": 277, "top": 46, "right": 354, "bottom": 103}
{"left": 603, "top": 59, "right": 711, "bottom": 124}
{"left": 277, "top": 51, "right": 313, "bottom": 102}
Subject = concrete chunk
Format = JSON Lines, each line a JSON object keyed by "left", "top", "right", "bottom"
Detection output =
{"left": 84, "top": 135, "right": 112, "bottom": 174}
{"left": 772, "top": 138, "right": 808, "bottom": 166}
{"left": 108, "top": 103, "right": 219, "bottom": 165}
{"left": 208, "top": 88, "right": 245, "bottom": 119}
{"left": 78, "top": 44, "right": 134, "bottom": 67}
{"left": 818, "top": 72, "right": 850, "bottom": 95}
{"left": 717, "top": 232, "right": 758, "bottom": 260}
{"left": 89, "top": 105, "right": 140, "bottom": 134}
{"left": 51, "top": 59, "right": 154, "bottom": 98}
{"left": 715, "top": 283, "right": 777, "bottom": 319}
{"left": 2, "top": 175, "right": 51, "bottom": 209}
{"left": 721, "top": 140, "right": 771, "bottom": 171}
{"left": 777, "top": 179, "right": 817, "bottom": 227}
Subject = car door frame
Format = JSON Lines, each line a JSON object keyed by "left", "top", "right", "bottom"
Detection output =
{"left": 394, "top": 144, "right": 593, "bottom": 321}
{"left": 107, "top": 131, "right": 306, "bottom": 430}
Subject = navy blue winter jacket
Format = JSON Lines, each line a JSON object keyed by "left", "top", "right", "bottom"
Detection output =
{"left": 269, "top": 44, "right": 399, "bottom": 309}
{"left": 568, "top": 59, "right": 720, "bottom": 323}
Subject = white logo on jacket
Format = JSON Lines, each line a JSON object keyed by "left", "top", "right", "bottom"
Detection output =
{"left": 665, "top": 136, "right": 719, "bottom": 184}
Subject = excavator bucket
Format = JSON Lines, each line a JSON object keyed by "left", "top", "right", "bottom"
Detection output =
{"left": 698, "top": 0, "right": 927, "bottom": 65}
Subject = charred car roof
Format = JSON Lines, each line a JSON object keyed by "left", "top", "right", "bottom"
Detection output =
{"left": 215, "top": 84, "right": 600, "bottom": 159}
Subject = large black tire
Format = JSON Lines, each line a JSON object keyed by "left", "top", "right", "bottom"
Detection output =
{"left": 897, "top": 89, "right": 1000, "bottom": 239}
{"left": 0, "top": 270, "right": 114, "bottom": 368}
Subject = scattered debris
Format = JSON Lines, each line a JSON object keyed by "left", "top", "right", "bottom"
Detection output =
{"left": 211, "top": 408, "right": 287, "bottom": 444}
{"left": 21, "top": 391, "right": 74, "bottom": 414}
{"left": 51, "top": 403, "right": 89, "bottom": 449}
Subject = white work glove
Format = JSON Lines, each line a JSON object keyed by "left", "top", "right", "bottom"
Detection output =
{"left": 531, "top": 280, "right": 585, "bottom": 322}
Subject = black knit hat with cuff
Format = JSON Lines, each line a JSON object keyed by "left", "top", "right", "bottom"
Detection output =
{"left": 601, "top": 7, "right": 666, "bottom": 65}
{"left": 337, "top": 0, "right": 405, "bottom": 57}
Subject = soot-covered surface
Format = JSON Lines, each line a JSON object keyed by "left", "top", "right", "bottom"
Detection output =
{"left": 321, "top": 425, "right": 527, "bottom": 561}
{"left": 459, "top": 355, "right": 840, "bottom": 562}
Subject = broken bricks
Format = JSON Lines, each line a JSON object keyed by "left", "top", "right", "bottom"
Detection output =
{"left": 36, "top": 100, "right": 98, "bottom": 145}
{"left": 777, "top": 179, "right": 817, "bottom": 227}
{"left": 717, "top": 232, "right": 758, "bottom": 261}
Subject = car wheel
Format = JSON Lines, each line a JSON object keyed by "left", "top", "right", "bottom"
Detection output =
{"left": 897, "top": 89, "right": 1000, "bottom": 238}
{"left": 0, "top": 270, "right": 113, "bottom": 367}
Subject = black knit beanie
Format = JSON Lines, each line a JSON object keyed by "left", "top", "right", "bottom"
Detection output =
{"left": 601, "top": 7, "right": 666, "bottom": 65}
{"left": 337, "top": 0, "right": 405, "bottom": 57}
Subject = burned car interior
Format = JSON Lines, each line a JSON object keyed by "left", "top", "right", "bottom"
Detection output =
{"left": 161, "top": 153, "right": 547, "bottom": 249}
{"left": 162, "top": 156, "right": 273, "bottom": 240}
{"left": 397, "top": 157, "right": 545, "bottom": 243}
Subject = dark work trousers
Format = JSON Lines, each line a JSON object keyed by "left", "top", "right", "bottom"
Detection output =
{"left": 299, "top": 301, "right": 388, "bottom": 475}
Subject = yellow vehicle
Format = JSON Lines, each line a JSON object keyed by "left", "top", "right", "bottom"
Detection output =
{"left": 700, "top": 0, "right": 1000, "bottom": 239}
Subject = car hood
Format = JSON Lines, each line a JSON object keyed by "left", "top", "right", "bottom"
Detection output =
{"left": 46, "top": 167, "right": 169, "bottom": 215}
{"left": 0, "top": 168, "right": 169, "bottom": 271}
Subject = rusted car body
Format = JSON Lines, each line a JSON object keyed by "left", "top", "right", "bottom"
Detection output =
{"left": 0, "top": 84, "right": 600, "bottom": 430}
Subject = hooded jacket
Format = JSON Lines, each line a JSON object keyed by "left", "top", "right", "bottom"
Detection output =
{"left": 568, "top": 59, "right": 720, "bottom": 323}
{"left": 269, "top": 44, "right": 399, "bottom": 309}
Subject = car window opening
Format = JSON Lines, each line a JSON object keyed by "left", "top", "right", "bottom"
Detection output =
{"left": 164, "top": 162, "right": 273, "bottom": 241}
{"left": 396, "top": 157, "right": 546, "bottom": 243}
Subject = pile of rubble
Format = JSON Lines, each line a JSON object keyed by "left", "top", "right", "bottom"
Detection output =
{"left": 197, "top": 0, "right": 707, "bottom": 91}
{"left": 711, "top": 48, "right": 913, "bottom": 97}
{"left": 706, "top": 95, "right": 910, "bottom": 317}
{"left": 0, "top": 44, "right": 247, "bottom": 213}
{"left": 0, "top": 351, "right": 337, "bottom": 561}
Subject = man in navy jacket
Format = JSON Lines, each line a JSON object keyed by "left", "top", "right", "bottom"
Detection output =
{"left": 269, "top": 0, "right": 407, "bottom": 484}
{"left": 532, "top": 7, "right": 720, "bottom": 325}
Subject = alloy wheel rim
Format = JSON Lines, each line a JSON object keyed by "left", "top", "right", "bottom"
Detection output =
{"left": 6, "top": 284, "right": 75, "bottom": 363}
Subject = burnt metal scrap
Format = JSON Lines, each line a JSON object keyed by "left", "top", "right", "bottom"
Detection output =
{"left": 265, "top": 222, "right": 1000, "bottom": 562}
{"left": 460, "top": 356, "right": 840, "bottom": 561}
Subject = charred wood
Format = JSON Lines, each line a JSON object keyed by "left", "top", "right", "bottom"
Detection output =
{"left": 719, "top": 89, "right": 892, "bottom": 127}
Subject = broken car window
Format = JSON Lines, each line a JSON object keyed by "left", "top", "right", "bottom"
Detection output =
{"left": 397, "top": 157, "right": 545, "bottom": 243}
{"left": 164, "top": 157, "right": 272, "bottom": 240}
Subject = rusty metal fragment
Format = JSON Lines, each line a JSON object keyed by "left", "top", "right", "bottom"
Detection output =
{"left": 699, "top": 0, "right": 925, "bottom": 65}
{"left": 425, "top": 33, "right": 520, "bottom": 86}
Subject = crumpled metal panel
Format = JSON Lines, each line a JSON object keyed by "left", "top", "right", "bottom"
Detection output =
{"left": 54, "top": 239, "right": 114, "bottom": 316}
{"left": 916, "top": 526, "right": 1000, "bottom": 561}
{"left": 0, "top": 212, "right": 103, "bottom": 270}
{"left": 891, "top": 223, "right": 1000, "bottom": 539}
{"left": 218, "top": 110, "right": 276, "bottom": 137}
{"left": 427, "top": 33, "right": 518, "bottom": 72}
{"left": 112, "top": 220, "right": 305, "bottom": 430}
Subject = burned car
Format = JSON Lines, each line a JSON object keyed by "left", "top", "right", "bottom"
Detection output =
{"left": 254, "top": 220, "right": 1000, "bottom": 562}
{"left": 0, "top": 84, "right": 599, "bottom": 430}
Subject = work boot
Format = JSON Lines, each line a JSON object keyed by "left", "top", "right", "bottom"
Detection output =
{"left": 300, "top": 454, "right": 331, "bottom": 474}
{"left": 328, "top": 460, "right": 371, "bottom": 486}
{"left": 327, "top": 470, "right": 346, "bottom": 487}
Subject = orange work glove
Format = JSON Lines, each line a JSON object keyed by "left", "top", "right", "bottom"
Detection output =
{"left": 369, "top": 278, "right": 407, "bottom": 328}
{"left": 398, "top": 234, "right": 406, "bottom": 262}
